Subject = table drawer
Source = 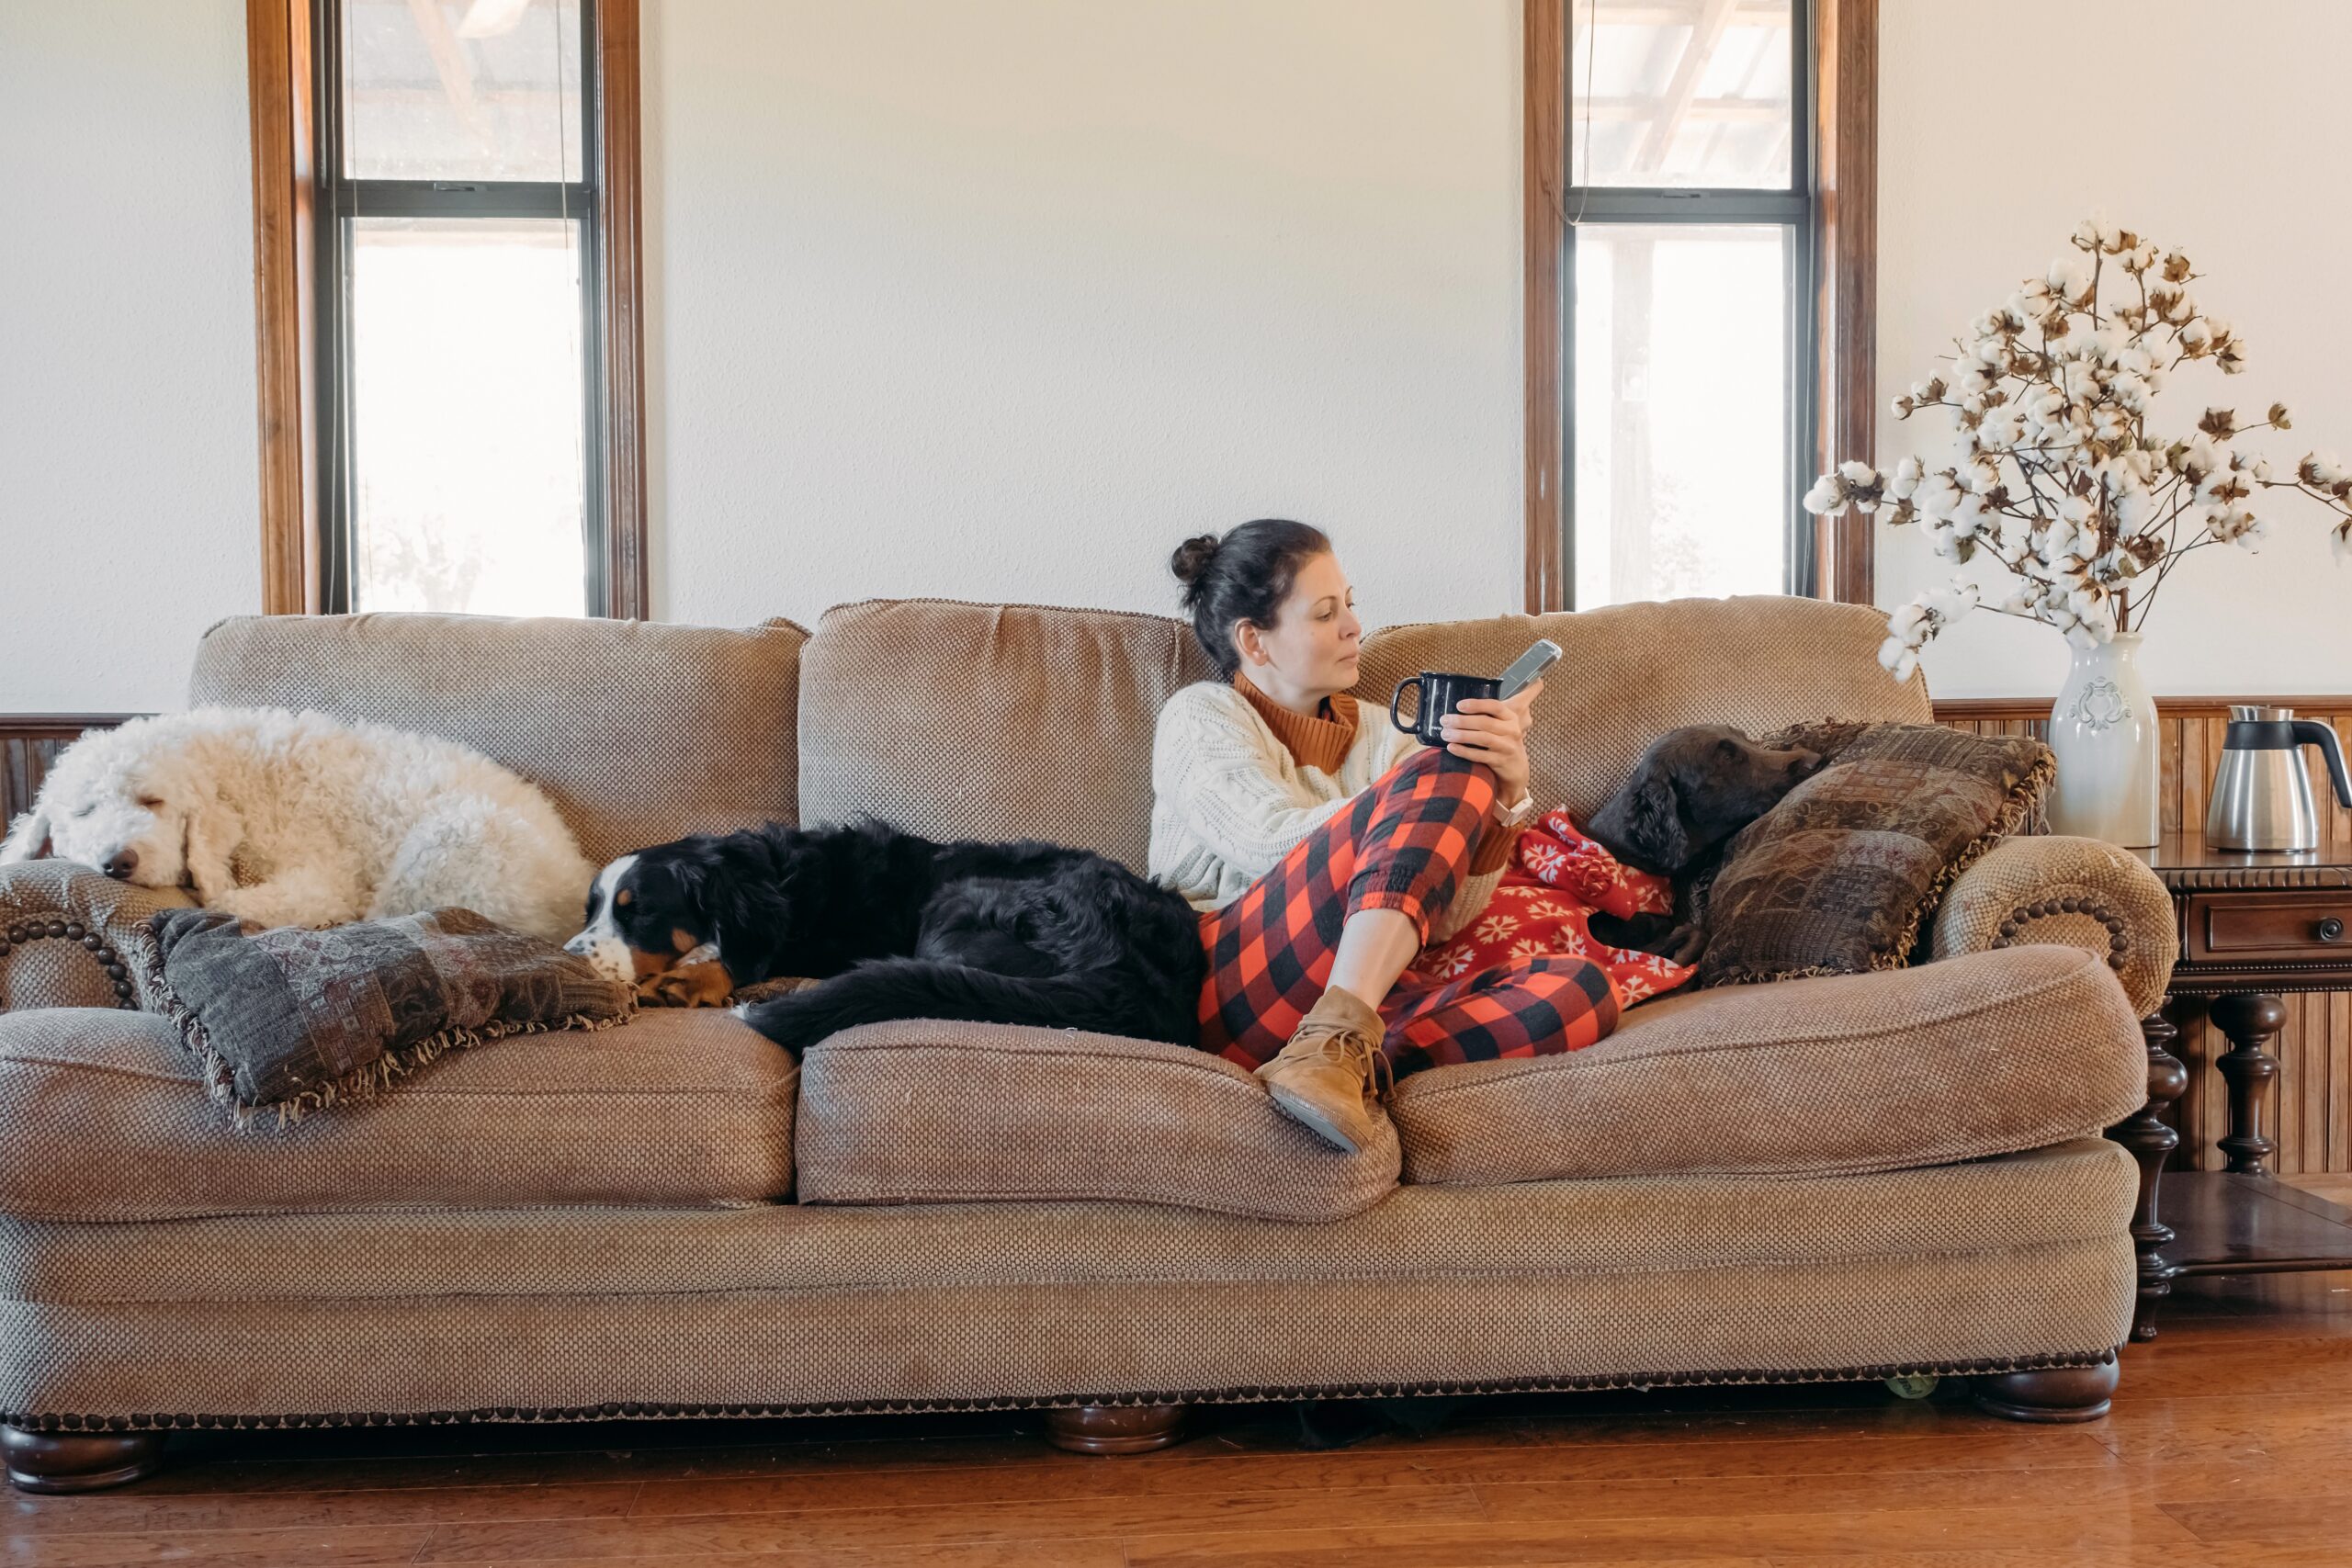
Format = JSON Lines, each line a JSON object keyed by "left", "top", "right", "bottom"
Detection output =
{"left": 2188, "top": 891, "right": 2352, "bottom": 963}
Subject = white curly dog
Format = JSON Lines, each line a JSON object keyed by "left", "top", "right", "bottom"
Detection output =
{"left": 0, "top": 708, "right": 594, "bottom": 941}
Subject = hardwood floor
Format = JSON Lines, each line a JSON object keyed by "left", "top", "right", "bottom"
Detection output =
{"left": 6, "top": 1272, "right": 2346, "bottom": 1567}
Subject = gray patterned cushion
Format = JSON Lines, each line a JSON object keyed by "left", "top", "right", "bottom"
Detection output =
{"left": 149, "top": 906, "right": 634, "bottom": 1117}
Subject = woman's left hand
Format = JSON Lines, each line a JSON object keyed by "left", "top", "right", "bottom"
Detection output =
{"left": 1440, "top": 678, "right": 1543, "bottom": 805}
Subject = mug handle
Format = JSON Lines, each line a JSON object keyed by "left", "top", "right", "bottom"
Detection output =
{"left": 1390, "top": 675, "right": 1422, "bottom": 735}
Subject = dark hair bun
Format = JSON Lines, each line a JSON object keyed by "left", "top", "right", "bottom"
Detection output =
{"left": 1169, "top": 533, "right": 1223, "bottom": 591}
{"left": 1169, "top": 518, "right": 1331, "bottom": 680}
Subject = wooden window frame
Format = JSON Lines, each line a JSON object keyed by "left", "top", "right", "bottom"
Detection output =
{"left": 244, "top": 0, "right": 647, "bottom": 619}
{"left": 1523, "top": 0, "right": 1876, "bottom": 613}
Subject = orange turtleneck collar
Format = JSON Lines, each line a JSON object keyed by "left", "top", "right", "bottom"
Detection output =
{"left": 1233, "top": 670, "right": 1361, "bottom": 774}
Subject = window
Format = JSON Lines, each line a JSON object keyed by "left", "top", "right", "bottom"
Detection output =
{"left": 264, "top": 0, "right": 644, "bottom": 618}
{"left": 1535, "top": 0, "right": 1836, "bottom": 611}
{"left": 320, "top": 0, "right": 596, "bottom": 616}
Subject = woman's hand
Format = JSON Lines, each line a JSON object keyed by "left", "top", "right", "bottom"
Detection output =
{"left": 1439, "top": 678, "right": 1543, "bottom": 805}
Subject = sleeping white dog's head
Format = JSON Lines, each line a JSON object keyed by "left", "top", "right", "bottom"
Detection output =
{"left": 0, "top": 721, "right": 243, "bottom": 897}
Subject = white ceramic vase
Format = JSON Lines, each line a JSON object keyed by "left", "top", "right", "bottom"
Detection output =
{"left": 2046, "top": 631, "right": 2160, "bottom": 848}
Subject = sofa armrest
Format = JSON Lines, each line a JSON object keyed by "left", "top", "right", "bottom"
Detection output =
{"left": 1930, "top": 836, "right": 2176, "bottom": 1018}
{"left": 0, "top": 863, "right": 193, "bottom": 1013}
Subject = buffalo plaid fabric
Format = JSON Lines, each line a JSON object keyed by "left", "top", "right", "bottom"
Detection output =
{"left": 1197, "top": 746, "right": 1621, "bottom": 1077}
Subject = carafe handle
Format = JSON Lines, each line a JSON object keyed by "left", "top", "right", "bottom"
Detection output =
{"left": 2290, "top": 720, "right": 2352, "bottom": 808}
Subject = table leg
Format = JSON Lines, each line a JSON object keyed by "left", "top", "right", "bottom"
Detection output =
{"left": 2211, "top": 992, "right": 2289, "bottom": 1178}
{"left": 2109, "top": 1010, "right": 2188, "bottom": 1341}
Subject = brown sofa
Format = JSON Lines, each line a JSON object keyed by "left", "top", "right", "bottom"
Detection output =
{"left": 0, "top": 595, "right": 2177, "bottom": 1492}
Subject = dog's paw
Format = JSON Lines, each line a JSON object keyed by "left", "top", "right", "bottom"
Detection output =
{"left": 637, "top": 961, "right": 735, "bottom": 1009}
{"left": 1659, "top": 922, "right": 1709, "bottom": 966}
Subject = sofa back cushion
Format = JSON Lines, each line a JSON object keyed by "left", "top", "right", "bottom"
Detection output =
{"left": 188, "top": 612, "right": 807, "bottom": 865}
{"left": 797, "top": 599, "right": 1216, "bottom": 870}
{"left": 1352, "top": 596, "right": 1930, "bottom": 819}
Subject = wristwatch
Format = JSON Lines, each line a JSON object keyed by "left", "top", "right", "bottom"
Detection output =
{"left": 1492, "top": 791, "right": 1539, "bottom": 830}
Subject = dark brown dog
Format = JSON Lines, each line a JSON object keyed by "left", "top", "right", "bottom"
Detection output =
{"left": 1581, "top": 725, "right": 1826, "bottom": 964}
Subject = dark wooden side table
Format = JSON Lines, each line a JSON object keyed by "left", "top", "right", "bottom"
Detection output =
{"left": 2128, "top": 827, "right": 2352, "bottom": 1338}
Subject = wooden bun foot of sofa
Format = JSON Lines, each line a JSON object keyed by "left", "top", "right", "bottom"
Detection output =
{"left": 3, "top": 1427, "right": 164, "bottom": 1493}
{"left": 1044, "top": 1404, "right": 1187, "bottom": 1454}
{"left": 1971, "top": 1359, "right": 2120, "bottom": 1424}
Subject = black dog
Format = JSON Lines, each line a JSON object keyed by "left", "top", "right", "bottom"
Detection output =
{"left": 563, "top": 821, "right": 1204, "bottom": 1054}
{"left": 1580, "top": 725, "right": 1826, "bottom": 964}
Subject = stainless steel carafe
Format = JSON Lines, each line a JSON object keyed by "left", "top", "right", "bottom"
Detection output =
{"left": 2206, "top": 705, "right": 2352, "bottom": 852}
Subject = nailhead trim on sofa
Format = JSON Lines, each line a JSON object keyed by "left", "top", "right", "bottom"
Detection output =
{"left": 1, "top": 1350, "right": 2120, "bottom": 1432}
{"left": 0, "top": 921, "right": 136, "bottom": 1009}
{"left": 1991, "top": 897, "right": 2133, "bottom": 974}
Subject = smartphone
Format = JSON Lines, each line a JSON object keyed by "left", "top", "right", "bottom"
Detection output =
{"left": 1498, "top": 637, "right": 1563, "bottom": 699}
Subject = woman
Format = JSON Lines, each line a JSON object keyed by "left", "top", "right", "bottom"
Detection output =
{"left": 1151, "top": 520, "right": 1619, "bottom": 1152}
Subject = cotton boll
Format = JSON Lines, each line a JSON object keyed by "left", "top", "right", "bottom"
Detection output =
{"left": 1915, "top": 470, "right": 1963, "bottom": 520}
{"left": 1801, "top": 475, "right": 1844, "bottom": 515}
{"left": 1890, "top": 455, "right": 1925, "bottom": 500}
{"left": 1839, "top": 459, "right": 1877, "bottom": 486}
{"left": 2113, "top": 479, "right": 2154, "bottom": 534}
{"left": 2048, "top": 254, "right": 2093, "bottom": 300}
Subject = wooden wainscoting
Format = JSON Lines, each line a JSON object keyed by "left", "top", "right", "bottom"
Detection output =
{"left": 1937, "top": 696, "right": 2352, "bottom": 1179}
{"left": 0, "top": 716, "right": 134, "bottom": 832}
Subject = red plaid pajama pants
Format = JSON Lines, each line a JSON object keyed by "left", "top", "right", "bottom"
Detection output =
{"left": 1196, "top": 746, "right": 1620, "bottom": 1077}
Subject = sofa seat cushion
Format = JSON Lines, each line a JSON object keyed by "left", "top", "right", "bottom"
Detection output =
{"left": 1391, "top": 945, "right": 2146, "bottom": 1186}
{"left": 796, "top": 1020, "right": 1396, "bottom": 1221}
{"left": 0, "top": 1007, "right": 796, "bottom": 1221}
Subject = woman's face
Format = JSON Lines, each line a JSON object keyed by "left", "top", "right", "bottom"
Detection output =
{"left": 1241, "top": 551, "right": 1362, "bottom": 695}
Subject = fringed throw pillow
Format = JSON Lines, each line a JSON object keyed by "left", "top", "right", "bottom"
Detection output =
{"left": 1696, "top": 721, "right": 2055, "bottom": 988}
{"left": 148, "top": 906, "right": 635, "bottom": 1120}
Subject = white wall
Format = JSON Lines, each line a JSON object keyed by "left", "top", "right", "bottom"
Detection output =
{"left": 13, "top": 0, "right": 2345, "bottom": 712}
{"left": 0, "top": 0, "right": 263, "bottom": 711}
{"left": 642, "top": 0, "right": 1526, "bottom": 633}
{"left": 1877, "top": 0, "right": 2352, "bottom": 698}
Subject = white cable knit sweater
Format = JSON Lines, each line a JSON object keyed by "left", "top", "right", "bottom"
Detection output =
{"left": 1147, "top": 681, "right": 1508, "bottom": 943}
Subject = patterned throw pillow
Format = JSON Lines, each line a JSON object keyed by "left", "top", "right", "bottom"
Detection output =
{"left": 148, "top": 906, "right": 635, "bottom": 1120}
{"left": 1696, "top": 721, "right": 2055, "bottom": 988}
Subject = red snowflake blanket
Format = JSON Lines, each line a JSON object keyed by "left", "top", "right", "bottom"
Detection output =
{"left": 1407, "top": 809, "right": 1696, "bottom": 1009}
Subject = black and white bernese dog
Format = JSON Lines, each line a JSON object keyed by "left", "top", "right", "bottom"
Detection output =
{"left": 563, "top": 821, "right": 1205, "bottom": 1054}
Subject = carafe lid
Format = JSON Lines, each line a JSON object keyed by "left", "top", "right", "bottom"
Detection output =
{"left": 2231, "top": 705, "right": 2295, "bottom": 722}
